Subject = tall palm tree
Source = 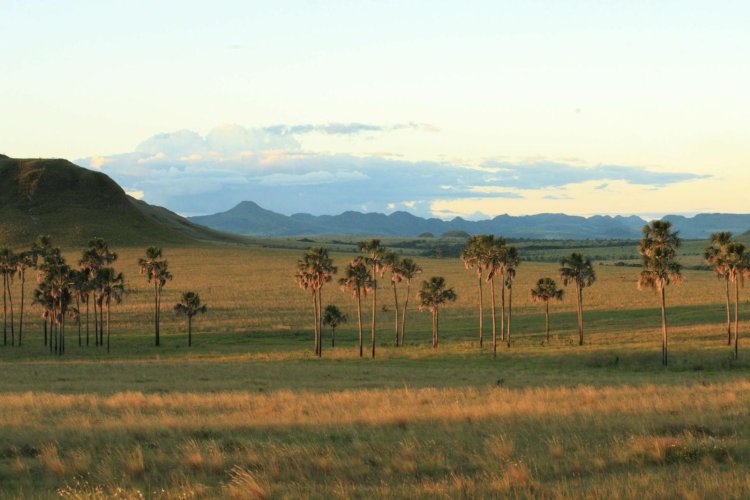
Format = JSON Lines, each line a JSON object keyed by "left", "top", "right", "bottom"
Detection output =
{"left": 0, "top": 248, "right": 17, "bottom": 345}
{"left": 139, "top": 247, "right": 172, "bottom": 347}
{"left": 79, "top": 248, "right": 101, "bottom": 346}
{"left": 418, "top": 276, "right": 457, "bottom": 348}
{"left": 483, "top": 236, "right": 508, "bottom": 357}
{"left": 69, "top": 269, "right": 88, "bottom": 347}
{"left": 530, "top": 277, "right": 564, "bottom": 342}
{"left": 15, "top": 251, "right": 32, "bottom": 346}
{"left": 461, "top": 234, "right": 492, "bottom": 347}
{"left": 724, "top": 242, "right": 749, "bottom": 360}
{"left": 382, "top": 250, "right": 403, "bottom": 345}
{"left": 704, "top": 231, "right": 734, "bottom": 345}
{"left": 339, "top": 257, "right": 372, "bottom": 357}
{"left": 637, "top": 220, "right": 682, "bottom": 367}
{"left": 97, "top": 267, "right": 125, "bottom": 353}
{"left": 174, "top": 291, "right": 207, "bottom": 348}
{"left": 358, "top": 239, "right": 386, "bottom": 358}
{"left": 322, "top": 304, "right": 347, "bottom": 348}
{"left": 89, "top": 238, "right": 117, "bottom": 345}
{"left": 559, "top": 252, "right": 596, "bottom": 346}
{"left": 503, "top": 246, "right": 520, "bottom": 348}
{"left": 30, "top": 235, "right": 59, "bottom": 346}
{"left": 398, "top": 258, "right": 422, "bottom": 345}
{"left": 295, "top": 247, "right": 337, "bottom": 357}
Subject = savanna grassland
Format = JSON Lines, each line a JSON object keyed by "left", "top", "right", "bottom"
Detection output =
{"left": 1, "top": 242, "right": 749, "bottom": 498}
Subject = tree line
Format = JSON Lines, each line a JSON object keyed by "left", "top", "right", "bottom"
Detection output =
{"left": 0, "top": 237, "right": 207, "bottom": 353}
{"left": 296, "top": 221, "right": 750, "bottom": 366}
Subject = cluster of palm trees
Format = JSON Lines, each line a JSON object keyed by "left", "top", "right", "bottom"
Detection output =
{"left": 296, "top": 239, "right": 448, "bottom": 358}
{"left": 0, "top": 236, "right": 124, "bottom": 354}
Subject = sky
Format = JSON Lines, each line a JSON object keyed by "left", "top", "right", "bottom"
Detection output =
{"left": 1, "top": 0, "right": 748, "bottom": 219}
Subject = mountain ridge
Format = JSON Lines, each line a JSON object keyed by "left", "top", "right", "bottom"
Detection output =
{"left": 189, "top": 202, "right": 750, "bottom": 240}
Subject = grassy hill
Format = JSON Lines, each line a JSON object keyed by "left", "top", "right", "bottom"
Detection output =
{"left": 0, "top": 156, "right": 247, "bottom": 247}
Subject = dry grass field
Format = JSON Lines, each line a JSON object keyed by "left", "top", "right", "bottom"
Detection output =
{"left": 0, "top": 243, "right": 748, "bottom": 498}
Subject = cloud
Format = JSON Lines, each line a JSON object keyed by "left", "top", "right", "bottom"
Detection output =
{"left": 481, "top": 161, "right": 708, "bottom": 189}
{"left": 262, "top": 122, "right": 437, "bottom": 136}
{"left": 77, "top": 125, "right": 708, "bottom": 218}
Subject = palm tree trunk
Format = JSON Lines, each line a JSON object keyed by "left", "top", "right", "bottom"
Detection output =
{"left": 356, "top": 290, "right": 363, "bottom": 358}
{"left": 43, "top": 318, "right": 47, "bottom": 346}
{"left": 317, "top": 288, "right": 323, "bottom": 357}
{"left": 478, "top": 275, "right": 484, "bottom": 347}
{"left": 154, "top": 282, "right": 159, "bottom": 346}
{"left": 2, "top": 274, "right": 7, "bottom": 345}
{"left": 19, "top": 271, "right": 25, "bottom": 346}
{"left": 577, "top": 285, "right": 584, "bottom": 346}
{"left": 506, "top": 284, "right": 512, "bottom": 348}
{"left": 545, "top": 300, "right": 550, "bottom": 343}
{"left": 500, "top": 283, "right": 506, "bottom": 342}
{"left": 726, "top": 279, "right": 732, "bottom": 346}
{"left": 312, "top": 292, "right": 319, "bottom": 356}
{"left": 371, "top": 276, "right": 378, "bottom": 357}
{"left": 400, "top": 281, "right": 411, "bottom": 345}
{"left": 490, "top": 277, "right": 497, "bottom": 358}
{"left": 85, "top": 298, "right": 90, "bottom": 346}
{"left": 392, "top": 281, "right": 399, "bottom": 346}
{"left": 6, "top": 276, "right": 14, "bottom": 346}
{"left": 188, "top": 314, "right": 193, "bottom": 347}
{"left": 660, "top": 285, "right": 668, "bottom": 367}
{"left": 734, "top": 280, "right": 739, "bottom": 360}
{"left": 432, "top": 309, "right": 437, "bottom": 348}
{"left": 331, "top": 326, "right": 335, "bottom": 348}
{"left": 76, "top": 297, "right": 81, "bottom": 347}
{"left": 99, "top": 299, "right": 104, "bottom": 347}
{"left": 106, "top": 300, "right": 111, "bottom": 353}
{"left": 93, "top": 298, "right": 99, "bottom": 346}
{"left": 435, "top": 309, "right": 440, "bottom": 347}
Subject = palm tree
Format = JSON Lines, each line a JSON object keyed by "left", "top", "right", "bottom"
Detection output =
{"left": 461, "top": 235, "right": 492, "bottom": 347}
{"left": 138, "top": 247, "right": 172, "bottom": 347}
{"left": 68, "top": 269, "right": 89, "bottom": 347}
{"left": 418, "top": 276, "right": 457, "bottom": 348}
{"left": 339, "top": 257, "right": 372, "bottom": 357}
{"left": 15, "top": 251, "right": 32, "bottom": 346}
{"left": 358, "top": 239, "right": 387, "bottom": 358}
{"left": 398, "top": 258, "right": 422, "bottom": 345}
{"left": 97, "top": 267, "right": 125, "bottom": 353}
{"left": 559, "top": 252, "right": 596, "bottom": 346}
{"left": 0, "top": 248, "right": 17, "bottom": 345}
{"left": 637, "top": 220, "right": 682, "bottom": 367}
{"left": 295, "top": 247, "right": 337, "bottom": 357}
{"left": 79, "top": 248, "right": 101, "bottom": 346}
{"left": 503, "top": 246, "right": 520, "bottom": 348}
{"left": 704, "top": 231, "right": 734, "bottom": 345}
{"left": 31, "top": 235, "right": 59, "bottom": 346}
{"left": 382, "top": 250, "right": 403, "bottom": 345}
{"left": 483, "top": 236, "right": 508, "bottom": 357}
{"left": 322, "top": 304, "right": 347, "bottom": 348}
{"left": 723, "top": 242, "right": 749, "bottom": 360}
{"left": 174, "top": 291, "right": 207, "bottom": 348}
{"left": 530, "top": 278, "right": 564, "bottom": 342}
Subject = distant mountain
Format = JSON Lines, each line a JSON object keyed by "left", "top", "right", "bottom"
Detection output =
{"left": 0, "top": 156, "right": 245, "bottom": 247}
{"left": 189, "top": 201, "right": 750, "bottom": 240}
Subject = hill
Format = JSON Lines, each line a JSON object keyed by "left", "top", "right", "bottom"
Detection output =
{"left": 190, "top": 201, "right": 750, "bottom": 239}
{"left": 0, "top": 156, "right": 245, "bottom": 247}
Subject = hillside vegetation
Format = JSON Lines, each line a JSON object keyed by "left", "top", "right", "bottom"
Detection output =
{"left": 0, "top": 157, "right": 246, "bottom": 247}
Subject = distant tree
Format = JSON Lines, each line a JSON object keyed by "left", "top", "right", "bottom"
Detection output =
{"left": 0, "top": 248, "right": 17, "bottom": 345}
{"left": 339, "top": 257, "right": 372, "bottom": 357}
{"left": 358, "top": 239, "right": 387, "bottom": 358}
{"left": 704, "top": 231, "right": 734, "bottom": 345}
{"left": 31, "top": 235, "right": 60, "bottom": 347}
{"left": 322, "top": 304, "right": 347, "bottom": 348}
{"left": 398, "top": 258, "right": 422, "bottom": 345}
{"left": 461, "top": 235, "right": 492, "bottom": 347}
{"left": 637, "top": 220, "right": 682, "bottom": 366}
{"left": 97, "top": 267, "right": 125, "bottom": 353}
{"left": 138, "top": 247, "right": 172, "bottom": 347}
{"left": 295, "top": 247, "right": 337, "bottom": 357}
{"left": 418, "top": 276, "right": 457, "bottom": 348}
{"left": 483, "top": 236, "right": 508, "bottom": 357}
{"left": 530, "top": 277, "right": 564, "bottom": 342}
{"left": 174, "top": 291, "right": 207, "bottom": 348}
{"left": 382, "top": 250, "right": 403, "bottom": 345}
{"left": 69, "top": 269, "right": 89, "bottom": 347}
{"left": 15, "top": 251, "right": 33, "bottom": 346}
{"left": 559, "top": 252, "right": 596, "bottom": 346}
{"left": 503, "top": 246, "right": 520, "bottom": 348}
{"left": 723, "top": 242, "right": 749, "bottom": 360}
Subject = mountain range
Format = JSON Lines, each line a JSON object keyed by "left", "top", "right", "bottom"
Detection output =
{"left": 189, "top": 201, "right": 750, "bottom": 240}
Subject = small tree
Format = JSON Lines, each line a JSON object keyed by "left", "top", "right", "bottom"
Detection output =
{"left": 322, "top": 304, "right": 347, "bottom": 348}
{"left": 461, "top": 235, "right": 492, "bottom": 347}
{"left": 138, "top": 247, "right": 172, "bottom": 347}
{"left": 398, "top": 258, "right": 422, "bottom": 345}
{"left": 418, "top": 277, "right": 457, "bottom": 348}
{"left": 724, "top": 242, "right": 749, "bottom": 360}
{"left": 637, "top": 220, "right": 682, "bottom": 367}
{"left": 559, "top": 252, "right": 596, "bottom": 346}
{"left": 174, "top": 291, "right": 207, "bottom": 347}
{"left": 339, "top": 257, "right": 372, "bottom": 357}
{"left": 97, "top": 267, "right": 125, "bottom": 353}
{"left": 704, "top": 231, "right": 734, "bottom": 345}
{"left": 530, "top": 277, "right": 564, "bottom": 343}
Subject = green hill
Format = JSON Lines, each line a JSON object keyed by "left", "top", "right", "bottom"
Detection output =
{"left": 0, "top": 156, "right": 246, "bottom": 247}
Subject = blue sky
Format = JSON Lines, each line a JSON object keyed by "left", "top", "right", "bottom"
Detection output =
{"left": 2, "top": 1, "right": 748, "bottom": 218}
